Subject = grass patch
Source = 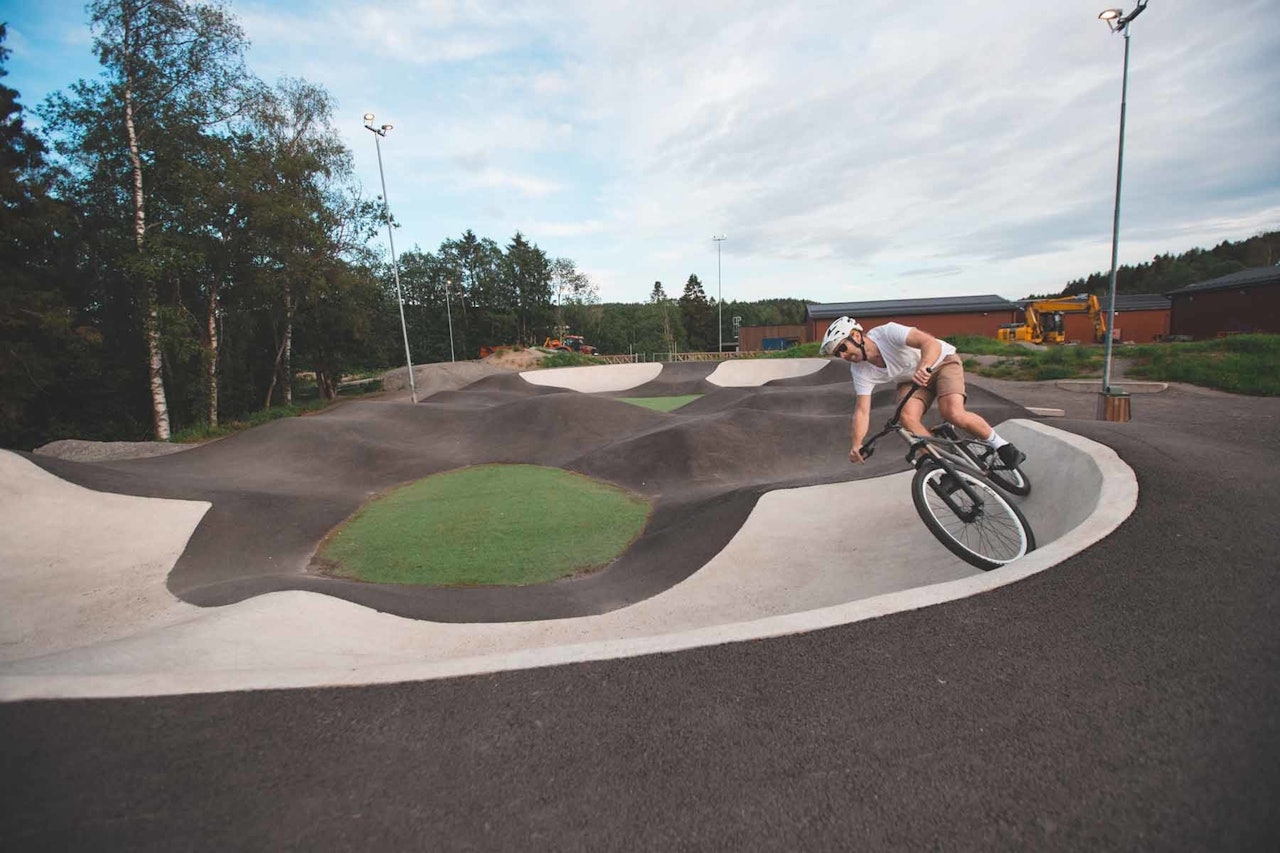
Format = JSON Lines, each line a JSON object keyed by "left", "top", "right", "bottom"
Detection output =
{"left": 616, "top": 395, "right": 703, "bottom": 412}
{"left": 760, "top": 342, "right": 821, "bottom": 358}
{"left": 316, "top": 464, "right": 651, "bottom": 587}
{"left": 946, "top": 335, "right": 1027, "bottom": 357}
{"left": 1125, "top": 334, "right": 1280, "bottom": 395}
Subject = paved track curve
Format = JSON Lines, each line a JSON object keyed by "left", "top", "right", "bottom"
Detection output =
{"left": 1, "top": 371, "right": 1278, "bottom": 849}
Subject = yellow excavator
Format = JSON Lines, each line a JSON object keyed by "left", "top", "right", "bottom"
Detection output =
{"left": 998, "top": 295, "right": 1108, "bottom": 344}
{"left": 542, "top": 333, "right": 598, "bottom": 355}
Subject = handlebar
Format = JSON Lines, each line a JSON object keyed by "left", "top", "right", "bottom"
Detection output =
{"left": 855, "top": 367, "right": 932, "bottom": 459}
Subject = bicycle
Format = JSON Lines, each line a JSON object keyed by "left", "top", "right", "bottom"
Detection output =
{"left": 857, "top": 384, "right": 1036, "bottom": 571}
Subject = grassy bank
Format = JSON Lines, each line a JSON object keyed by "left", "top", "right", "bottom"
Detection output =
{"left": 170, "top": 377, "right": 383, "bottom": 443}
{"left": 950, "top": 333, "right": 1279, "bottom": 396}
{"left": 316, "top": 464, "right": 650, "bottom": 587}
{"left": 1124, "top": 334, "right": 1280, "bottom": 395}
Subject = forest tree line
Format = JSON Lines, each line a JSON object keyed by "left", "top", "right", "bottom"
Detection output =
{"left": 1042, "top": 230, "right": 1279, "bottom": 300}
{"left": 0, "top": 4, "right": 806, "bottom": 450}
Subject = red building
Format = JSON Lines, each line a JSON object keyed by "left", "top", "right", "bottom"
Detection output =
{"left": 1167, "top": 267, "right": 1280, "bottom": 338}
{"left": 805, "top": 295, "right": 1020, "bottom": 343}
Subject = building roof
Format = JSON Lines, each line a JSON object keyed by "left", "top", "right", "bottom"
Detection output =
{"left": 1102, "top": 293, "right": 1171, "bottom": 312}
{"left": 806, "top": 294, "right": 1018, "bottom": 321}
{"left": 1165, "top": 266, "right": 1280, "bottom": 296}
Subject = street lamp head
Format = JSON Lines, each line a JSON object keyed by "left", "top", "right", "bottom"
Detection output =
{"left": 363, "top": 112, "right": 375, "bottom": 122}
{"left": 1099, "top": 1, "right": 1146, "bottom": 33}
{"left": 381, "top": 124, "right": 393, "bottom": 132}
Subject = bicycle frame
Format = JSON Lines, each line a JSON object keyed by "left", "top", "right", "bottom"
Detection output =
{"left": 857, "top": 385, "right": 991, "bottom": 520}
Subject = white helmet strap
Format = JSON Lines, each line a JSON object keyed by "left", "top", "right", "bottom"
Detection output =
{"left": 847, "top": 330, "right": 867, "bottom": 361}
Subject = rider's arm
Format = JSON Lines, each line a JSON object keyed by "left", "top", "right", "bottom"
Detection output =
{"left": 849, "top": 394, "right": 872, "bottom": 463}
{"left": 904, "top": 327, "right": 942, "bottom": 386}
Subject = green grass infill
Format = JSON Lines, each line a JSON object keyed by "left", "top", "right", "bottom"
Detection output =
{"left": 316, "top": 464, "right": 651, "bottom": 587}
{"left": 959, "top": 334, "right": 1279, "bottom": 395}
{"left": 616, "top": 395, "right": 703, "bottom": 412}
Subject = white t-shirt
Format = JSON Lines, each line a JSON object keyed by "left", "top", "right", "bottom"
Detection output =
{"left": 849, "top": 322, "right": 956, "bottom": 396}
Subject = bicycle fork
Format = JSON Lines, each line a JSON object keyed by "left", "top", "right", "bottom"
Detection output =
{"left": 921, "top": 458, "right": 987, "bottom": 523}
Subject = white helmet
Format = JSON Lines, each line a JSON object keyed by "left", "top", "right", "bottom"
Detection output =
{"left": 819, "top": 316, "right": 863, "bottom": 356}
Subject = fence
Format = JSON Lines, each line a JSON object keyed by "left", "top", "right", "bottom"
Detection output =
{"left": 645, "top": 351, "right": 764, "bottom": 362}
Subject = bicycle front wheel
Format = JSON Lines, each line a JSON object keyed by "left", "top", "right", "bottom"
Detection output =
{"left": 911, "top": 461, "right": 1035, "bottom": 571}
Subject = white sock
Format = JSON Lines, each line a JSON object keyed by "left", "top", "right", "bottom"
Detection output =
{"left": 984, "top": 430, "right": 1008, "bottom": 450}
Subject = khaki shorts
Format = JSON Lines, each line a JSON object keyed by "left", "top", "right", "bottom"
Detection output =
{"left": 895, "top": 355, "right": 965, "bottom": 410}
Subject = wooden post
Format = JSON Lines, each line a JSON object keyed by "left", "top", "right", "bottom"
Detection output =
{"left": 1096, "top": 391, "right": 1132, "bottom": 422}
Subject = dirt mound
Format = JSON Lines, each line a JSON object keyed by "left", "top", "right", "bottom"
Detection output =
{"left": 483, "top": 347, "right": 547, "bottom": 369}
{"left": 34, "top": 439, "right": 196, "bottom": 462}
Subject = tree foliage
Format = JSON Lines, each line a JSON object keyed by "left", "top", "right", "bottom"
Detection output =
{"left": 1042, "top": 231, "right": 1280, "bottom": 299}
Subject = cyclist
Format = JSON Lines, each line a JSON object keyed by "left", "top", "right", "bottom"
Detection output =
{"left": 819, "top": 316, "right": 1026, "bottom": 468}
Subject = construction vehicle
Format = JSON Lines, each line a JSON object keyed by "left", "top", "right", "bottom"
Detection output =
{"left": 998, "top": 295, "right": 1108, "bottom": 345}
{"left": 542, "top": 333, "right": 599, "bottom": 355}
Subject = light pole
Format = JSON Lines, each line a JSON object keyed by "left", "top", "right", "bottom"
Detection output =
{"left": 1097, "top": 1, "right": 1148, "bottom": 402}
{"left": 444, "top": 277, "right": 456, "bottom": 362}
{"left": 363, "top": 112, "right": 417, "bottom": 403}
{"left": 713, "top": 234, "right": 727, "bottom": 353}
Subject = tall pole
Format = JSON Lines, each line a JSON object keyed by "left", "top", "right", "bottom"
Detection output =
{"left": 364, "top": 114, "right": 417, "bottom": 403}
{"left": 1098, "top": 1, "right": 1146, "bottom": 397}
{"left": 713, "top": 234, "right": 727, "bottom": 354}
{"left": 445, "top": 278, "right": 456, "bottom": 362}
{"left": 1101, "top": 29, "right": 1130, "bottom": 394}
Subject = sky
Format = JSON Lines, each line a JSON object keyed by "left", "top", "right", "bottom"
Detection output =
{"left": 3, "top": 0, "right": 1278, "bottom": 305}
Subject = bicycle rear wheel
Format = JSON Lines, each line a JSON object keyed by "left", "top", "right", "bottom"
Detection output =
{"left": 934, "top": 423, "right": 1031, "bottom": 497}
{"left": 964, "top": 442, "right": 1031, "bottom": 496}
{"left": 911, "top": 460, "right": 1035, "bottom": 570}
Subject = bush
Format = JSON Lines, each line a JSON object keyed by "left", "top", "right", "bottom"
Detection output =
{"left": 539, "top": 351, "right": 607, "bottom": 368}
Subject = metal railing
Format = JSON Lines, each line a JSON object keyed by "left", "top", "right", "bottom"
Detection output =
{"left": 648, "top": 350, "right": 762, "bottom": 362}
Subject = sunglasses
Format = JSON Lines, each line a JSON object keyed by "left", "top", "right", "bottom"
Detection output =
{"left": 835, "top": 337, "right": 858, "bottom": 358}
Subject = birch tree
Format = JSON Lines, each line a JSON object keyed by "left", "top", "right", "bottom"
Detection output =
{"left": 44, "top": 0, "right": 251, "bottom": 439}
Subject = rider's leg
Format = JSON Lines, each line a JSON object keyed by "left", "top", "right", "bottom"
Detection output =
{"left": 937, "top": 393, "right": 994, "bottom": 440}
{"left": 939, "top": 393, "right": 1026, "bottom": 467}
{"left": 898, "top": 394, "right": 930, "bottom": 436}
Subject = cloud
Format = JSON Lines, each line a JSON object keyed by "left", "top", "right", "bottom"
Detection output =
{"left": 14, "top": 0, "right": 1277, "bottom": 304}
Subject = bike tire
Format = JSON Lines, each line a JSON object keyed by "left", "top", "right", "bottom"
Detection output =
{"left": 911, "top": 460, "right": 1036, "bottom": 571}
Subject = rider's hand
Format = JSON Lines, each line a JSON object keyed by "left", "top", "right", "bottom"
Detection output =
{"left": 849, "top": 446, "right": 865, "bottom": 464}
{"left": 912, "top": 364, "right": 934, "bottom": 386}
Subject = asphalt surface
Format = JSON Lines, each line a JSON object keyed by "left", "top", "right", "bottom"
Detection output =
{"left": 18, "top": 361, "right": 1024, "bottom": 622}
{"left": 2, "top": 376, "right": 1279, "bottom": 849}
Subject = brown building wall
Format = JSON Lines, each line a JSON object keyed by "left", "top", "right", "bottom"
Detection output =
{"left": 1170, "top": 286, "right": 1280, "bottom": 338}
{"left": 807, "top": 311, "right": 1018, "bottom": 344}
{"left": 1059, "top": 309, "right": 1169, "bottom": 343}
{"left": 738, "top": 324, "right": 806, "bottom": 351}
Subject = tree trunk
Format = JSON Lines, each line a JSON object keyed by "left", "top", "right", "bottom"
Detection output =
{"left": 282, "top": 280, "right": 292, "bottom": 405}
{"left": 264, "top": 330, "right": 286, "bottom": 410}
{"left": 122, "top": 9, "right": 170, "bottom": 440}
{"left": 206, "top": 281, "right": 219, "bottom": 427}
{"left": 316, "top": 370, "right": 337, "bottom": 401}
